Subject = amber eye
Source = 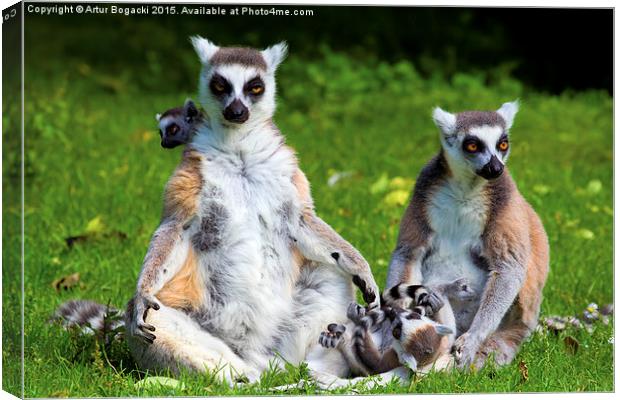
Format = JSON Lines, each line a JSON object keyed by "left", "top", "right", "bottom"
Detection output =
{"left": 213, "top": 82, "right": 225, "bottom": 92}
{"left": 166, "top": 124, "right": 179, "bottom": 136}
{"left": 251, "top": 86, "right": 264, "bottom": 95}
{"left": 465, "top": 142, "right": 478, "bottom": 153}
{"left": 498, "top": 141, "right": 509, "bottom": 151}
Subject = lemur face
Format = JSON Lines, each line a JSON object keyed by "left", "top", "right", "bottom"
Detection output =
{"left": 432, "top": 101, "right": 519, "bottom": 180}
{"left": 389, "top": 307, "right": 452, "bottom": 368}
{"left": 191, "top": 36, "right": 287, "bottom": 130}
{"left": 156, "top": 100, "right": 201, "bottom": 148}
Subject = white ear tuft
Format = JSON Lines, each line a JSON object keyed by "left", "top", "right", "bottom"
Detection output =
{"left": 432, "top": 107, "right": 457, "bottom": 136}
{"left": 155, "top": 113, "right": 162, "bottom": 122}
{"left": 262, "top": 41, "right": 288, "bottom": 72}
{"left": 434, "top": 325, "right": 454, "bottom": 336}
{"left": 190, "top": 36, "right": 219, "bottom": 65}
{"left": 497, "top": 100, "right": 520, "bottom": 130}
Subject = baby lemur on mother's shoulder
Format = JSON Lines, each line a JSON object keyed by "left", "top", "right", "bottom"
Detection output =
{"left": 156, "top": 99, "right": 204, "bottom": 149}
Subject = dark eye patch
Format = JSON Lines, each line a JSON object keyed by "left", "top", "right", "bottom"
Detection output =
{"left": 166, "top": 124, "right": 180, "bottom": 136}
{"left": 462, "top": 135, "right": 485, "bottom": 153}
{"left": 496, "top": 133, "right": 510, "bottom": 151}
{"left": 244, "top": 76, "right": 265, "bottom": 97}
{"left": 209, "top": 73, "right": 232, "bottom": 97}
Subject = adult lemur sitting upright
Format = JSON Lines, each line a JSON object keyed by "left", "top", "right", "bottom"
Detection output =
{"left": 385, "top": 101, "right": 549, "bottom": 369}
{"left": 57, "top": 37, "right": 380, "bottom": 383}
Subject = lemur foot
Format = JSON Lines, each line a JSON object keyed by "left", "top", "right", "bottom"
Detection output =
{"left": 319, "top": 323, "right": 346, "bottom": 348}
{"left": 130, "top": 294, "right": 161, "bottom": 344}
{"left": 346, "top": 302, "right": 366, "bottom": 323}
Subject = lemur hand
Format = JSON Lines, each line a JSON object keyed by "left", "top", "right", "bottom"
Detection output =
{"left": 346, "top": 302, "right": 367, "bottom": 323}
{"left": 452, "top": 332, "right": 482, "bottom": 369}
{"left": 416, "top": 288, "right": 444, "bottom": 317}
{"left": 130, "top": 293, "right": 161, "bottom": 344}
{"left": 318, "top": 323, "right": 346, "bottom": 348}
{"left": 351, "top": 272, "right": 381, "bottom": 310}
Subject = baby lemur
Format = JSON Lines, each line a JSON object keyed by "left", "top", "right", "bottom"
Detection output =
{"left": 156, "top": 99, "right": 203, "bottom": 149}
{"left": 305, "top": 279, "right": 472, "bottom": 390}
{"left": 322, "top": 279, "right": 473, "bottom": 374}
{"left": 57, "top": 37, "right": 380, "bottom": 384}
{"left": 385, "top": 101, "right": 549, "bottom": 370}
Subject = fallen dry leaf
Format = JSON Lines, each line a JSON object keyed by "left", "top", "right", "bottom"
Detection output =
{"left": 563, "top": 335, "right": 580, "bottom": 355}
{"left": 518, "top": 360, "right": 529, "bottom": 382}
{"left": 52, "top": 273, "right": 82, "bottom": 292}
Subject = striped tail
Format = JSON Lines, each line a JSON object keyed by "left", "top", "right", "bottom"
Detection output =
{"left": 52, "top": 300, "right": 124, "bottom": 335}
{"left": 384, "top": 283, "right": 431, "bottom": 306}
{"left": 352, "top": 307, "right": 401, "bottom": 374}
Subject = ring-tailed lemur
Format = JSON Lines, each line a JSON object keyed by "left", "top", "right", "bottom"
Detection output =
{"left": 385, "top": 101, "right": 549, "bottom": 370}
{"left": 303, "top": 279, "right": 473, "bottom": 390}
{"left": 156, "top": 99, "right": 203, "bottom": 149}
{"left": 55, "top": 37, "right": 380, "bottom": 384}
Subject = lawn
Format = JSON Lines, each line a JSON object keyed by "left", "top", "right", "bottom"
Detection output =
{"left": 2, "top": 44, "right": 613, "bottom": 396}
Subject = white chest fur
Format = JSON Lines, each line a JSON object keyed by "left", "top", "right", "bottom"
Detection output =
{"left": 187, "top": 129, "right": 301, "bottom": 358}
{"left": 423, "top": 179, "right": 489, "bottom": 331}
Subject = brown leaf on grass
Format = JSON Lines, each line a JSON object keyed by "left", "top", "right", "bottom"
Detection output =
{"left": 65, "top": 231, "right": 127, "bottom": 248}
{"left": 50, "top": 389, "right": 70, "bottom": 397}
{"left": 52, "top": 273, "right": 82, "bottom": 292}
{"left": 563, "top": 335, "right": 580, "bottom": 355}
{"left": 518, "top": 360, "right": 529, "bottom": 382}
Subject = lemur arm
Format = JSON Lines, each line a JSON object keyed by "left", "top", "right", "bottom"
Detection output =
{"left": 129, "top": 218, "right": 190, "bottom": 343}
{"left": 385, "top": 169, "right": 440, "bottom": 294}
{"left": 453, "top": 231, "right": 528, "bottom": 367}
{"left": 292, "top": 168, "right": 380, "bottom": 309}
{"left": 129, "top": 148, "right": 203, "bottom": 344}
{"left": 136, "top": 218, "right": 190, "bottom": 297}
{"left": 385, "top": 199, "right": 434, "bottom": 307}
{"left": 297, "top": 213, "right": 380, "bottom": 306}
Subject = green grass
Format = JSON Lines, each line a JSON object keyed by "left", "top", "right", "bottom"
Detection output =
{"left": 3, "top": 47, "right": 613, "bottom": 397}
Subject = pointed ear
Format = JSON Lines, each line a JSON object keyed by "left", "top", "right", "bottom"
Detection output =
{"left": 183, "top": 99, "right": 198, "bottom": 118}
{"left": 434, "top": 325, "right": 453, "bottom": 336}
{"left": 432, "top": 107, "right": 457, "bottom": 136}
{"left": 155, "top": 113, "right": 162, "bottom": 122}
{"left": 400, "top": 352, "right": 418, "bottom": 371}
{"left": 497, "top": 100, "right": 520, "bottom": 130}
{"left": 262, "top": 41, "right": 288, "bottom": 73}
{"left": 190, "top": 36, "right": 219, "bottom": 65}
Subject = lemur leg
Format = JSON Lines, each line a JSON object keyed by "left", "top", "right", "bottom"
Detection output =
{"left": 126, "top": 301, "right": 260, "bottom": 383}
{"left": 295, "top": 213, "right": 380, "bottom": 309}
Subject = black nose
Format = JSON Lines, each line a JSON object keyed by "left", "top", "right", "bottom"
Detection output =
{"left": 223, "top": 99, "right": 249, "bottom": 123}
{"left": 161, "top": 137, "right": 185, "bottom": 149}
{"left": 477, "top": 155, "right": 504, "bottom": 180}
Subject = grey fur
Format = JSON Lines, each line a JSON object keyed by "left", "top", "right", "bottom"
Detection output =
{"left": 455, "top": 111, "right": 505, "bottom": 133}
{"left": 192, "top": 202, "right": 229, "bottom": 252}
{"left": 210, "top": 47, "right": 267, "bottom": 70}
